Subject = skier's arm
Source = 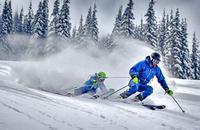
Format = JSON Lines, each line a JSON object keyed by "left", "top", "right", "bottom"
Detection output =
{"left": 89, "top": 74, "right": 97, "bottom": 84}
{"left": 156, "top": 67, "right": 169, "bottom": 90}
{"left": 129, "top": 61, "right": 144, "bottom": 77}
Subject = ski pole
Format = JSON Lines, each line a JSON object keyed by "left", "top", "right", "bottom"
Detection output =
{"left": 171, "top": 95, "right": 185, "bottom": 113}
{"left": 103, "top": 85, "right": 128, "bottom": 99}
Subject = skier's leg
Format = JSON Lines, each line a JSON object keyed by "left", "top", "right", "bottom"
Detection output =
{"left": 138, "top": 85, "right": 153, "bottom": 100}
{"left": 120, "top": 80, "right": 139, "bottom": 98}
{"left": 74, "top": 85, "right": 90, "bottom": 96}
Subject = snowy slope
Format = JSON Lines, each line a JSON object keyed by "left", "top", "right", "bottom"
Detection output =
{"left": 0, "top": 40, "right": 200, "bottom": 130}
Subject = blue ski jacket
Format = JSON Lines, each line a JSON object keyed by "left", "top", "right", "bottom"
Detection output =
{"left": 129, "top": 56, "right": 169, "bottom": 90}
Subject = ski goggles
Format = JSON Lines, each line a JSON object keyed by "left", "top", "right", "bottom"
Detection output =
{"left": 98, "top": 77, "right": 106, "bottom": 82}
{"left": 152, "top": 59, "right": 160, "bottom": 64}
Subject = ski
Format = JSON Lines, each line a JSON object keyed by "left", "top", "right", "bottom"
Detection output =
{"left": 142, "top": 104, "right": 166, "bottom": 110}
{"left": 91, "top": 89, "right": 115, "bottom": 99}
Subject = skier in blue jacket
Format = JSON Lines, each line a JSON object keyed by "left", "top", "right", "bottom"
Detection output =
{"left": 120, "top": 52, "right": 173, "bottom": 102}
{"left": 74, "top": 72, "right": 108, "bottom": 96}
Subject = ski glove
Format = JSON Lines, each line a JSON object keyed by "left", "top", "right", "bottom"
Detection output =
{"left": 92, "top": 80, "right": 97, "bottom": 84}
{"left": 132, "top": 76, "right": 139, "bottom": 84}
{"left": 166, "top": 89, "right": 173, "bottom": 96}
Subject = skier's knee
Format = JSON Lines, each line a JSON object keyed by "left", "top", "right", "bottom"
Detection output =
{"left": 147, "top": 86, "right": 153, "bottom": 95}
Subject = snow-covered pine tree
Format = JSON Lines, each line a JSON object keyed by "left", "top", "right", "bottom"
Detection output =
{"left": 134, "top": 24, "right": 139, "bottom": 39}
{"left": 180, "top": 19, "right": 192, "bottom": 79}
{"left": 26, "top": 1, "right": 34, "bottom": 35}
{"left": 1, "top": 0, "right": 10, "bottom": 36}
{"left": 76, "top": 15, "right": 84, "bottom": 43}
{"left": 111, "top": 5, "right": 123, "bottom": 38}
{"left": 18, "top": 8, "right": 24, "bottom": 33}
{"left": 0, "top": 14, "right": 2, "bottom": 37}
{"left": 49, "top": 0, "right": 60, "bottom": 36}
{"left": 170, "top": 9, "right": 183, "bottom": 78}
{"left": 7, "top": 1, "right": 13, "bottom": 33}
{"left": 163, "top": 13, "right": 172, "bottom": 71}
{"left": 91, "top": 3, "right": 99, "bottom": 42}
{"left": 191, "top": 32, "right": 200, "bottom": 79}
{"left": 170, "top": 9, "right": 174, "bottom": 22}
{"left": 57, "top": 0, "right": 71, "bottom": 39}
{"left": 13, "top": 11, "right": 19, "bottom": 33}
{"left": 138, "top": 18, "right": 146, "bottom": 41}
{"left": 0, "top": 0, "right": 12, "bottom": 59}
{"left": 144, "top": 0, "right": 158, "bottom": 49}
{"left": 84, "top": 6, "right": 92, "bottom": 39}
{"left": 72, "top": 25, "right": 77, "bottom": 41}
{"left": 33, "top": 1, "right": 43, "bottom": 38}
{"left": 33, "top": 0, "right": 49, "bottom": 39}
{"left": 23, "top": 15, "right": 28, "bottom": 33}
{"left": 158, "top": 9, "right": 166, "bottom": 55}
{"left": 121, "top": 0, "right": 135, "bottom": 38}
{"left": 41, "top": 0, "right": 49, "bottom": 38}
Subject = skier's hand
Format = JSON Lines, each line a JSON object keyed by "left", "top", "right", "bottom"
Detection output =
{"left": 166, "top": 89, "right": 173, "bottom": 96}
{"left": 132, "top": 76, "right": 139, "bottom": 84}
{"left": 92, "top": 80, "right": 97, "bottom": 84}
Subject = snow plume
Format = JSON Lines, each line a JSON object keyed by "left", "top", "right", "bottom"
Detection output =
{"left": 5, "top": 34, "right": 69, "bottom": 60}
{"left": 7, "top": 38, "right": 169, "bottom": 94}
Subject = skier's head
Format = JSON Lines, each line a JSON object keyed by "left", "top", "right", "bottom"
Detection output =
{"left": 97, "top": 71, "right": 107, "bottom": 81}
{"left": 150, "top": 52, "right": 161, "bottom": 67}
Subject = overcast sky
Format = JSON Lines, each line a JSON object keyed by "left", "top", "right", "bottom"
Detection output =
{"left": 0, "top": 0, "right": 199, "bottom": 42}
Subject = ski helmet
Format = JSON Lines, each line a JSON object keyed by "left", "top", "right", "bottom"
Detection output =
{"left": 98, "top": 72, "right": 107, "bottom": 78}
{"left": 151, "top": 52, "right": 161, "bottom": 61}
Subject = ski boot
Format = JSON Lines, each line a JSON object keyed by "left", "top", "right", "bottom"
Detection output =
{"left": 132, "top": 94, "right": 143, "bottom": 102}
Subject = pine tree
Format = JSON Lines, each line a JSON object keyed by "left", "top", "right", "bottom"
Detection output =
{"left": 33, "top": 1, "right": 43, "bottom": 38}
{"left": 1, "top": 0, "right": 10, "bottom": 36}
{"left": 91, "top": 3, "right": 99, "bottom": 42}
{"left": 191, "top": 32, "right": 200, "bottom": 79}
{"left": 170, "top": 9, "right": 183, "bottom": 78}
{"left": 0, "top": 0, "right": 12, "bottom": 59}
{"left": 18, "top": 8, "right": 24, "bottom": 33}
{"left": 136, "top": 18, "right": 146, "bottom": 41}
{"left": 26, "top": 1, "right": 34, "bottom": 35}
{"left": 57, "top": 0, "right": 71, "bottom": 39}
{"left": 23, "top": 15, "right": 28, "bottom": 33}
{"left": 72, "top": 25, "right": 77, "bottom": 40}
{"left": 49, "top": 0, "right": 60, "bottom": 36}
{"left": 179, "top": 19, "right": 191, "bottom": 79}
{"left": 7, "top": 1, "right": 13, "bottom": 33}
{"left": 33, "top": 0, "right": 49, "bottom": 39}
{"left": 111, "top": 5, "right": 123, "bottom": 38}
{"left": 170, "top": 9, "right": 174, "bottom": 22}
{"left": 145, "top": 0, "right": 158, "bottom": 48}
{"left": 41, "top": 0, "right": 49, "bottom": 38}
{"left": 163, "top": 13, "right": 172, "bottom": 70}
{"left": 84, "top": 6, "right": 92, "bottom": 39}
{"left": 121, "top": 0, "right": 135, "bottom": 38}
{"left": 0, "top": 14, "right": 3, "bottom": 37}
{"left": 13, "top": 11, "right": 19, "bottom": 33}
{"left": 76, "top": 15, "right": 84, "bottom": 43}
{"left": 158, "top": 9, "right": 166, "bottom": 55}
